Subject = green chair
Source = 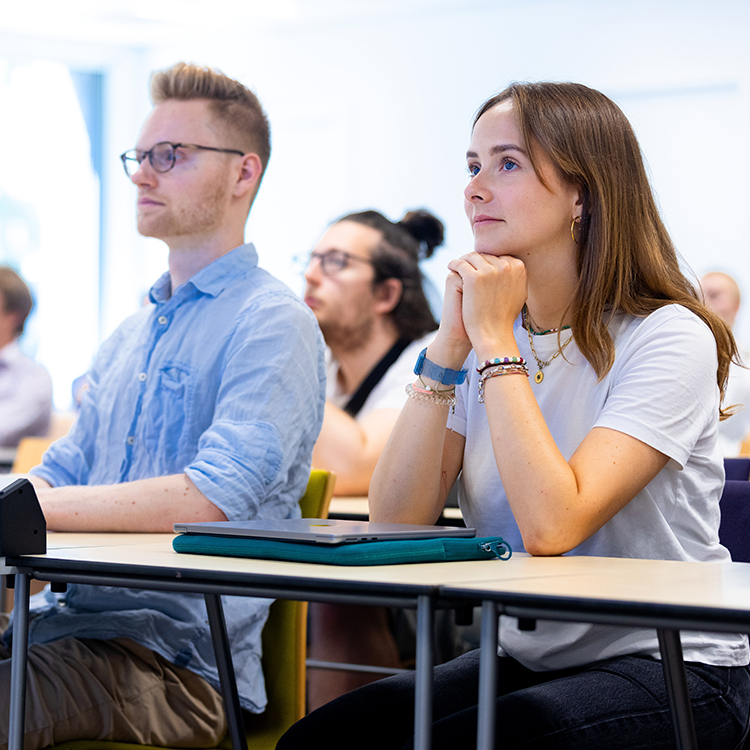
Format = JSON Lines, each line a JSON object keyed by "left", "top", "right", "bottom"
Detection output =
{"left": 46, "top": 469, "right": 337, "bottom": 750}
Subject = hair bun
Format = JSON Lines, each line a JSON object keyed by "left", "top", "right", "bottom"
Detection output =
{"left": 399, "top": 210, "right": 445, "bottom": 260}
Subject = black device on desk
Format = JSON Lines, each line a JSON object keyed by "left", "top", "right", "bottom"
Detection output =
{"left": 0, "top": 478, "right": 46, "bottom": 556}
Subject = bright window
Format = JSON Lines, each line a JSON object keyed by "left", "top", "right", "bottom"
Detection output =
{"left": 0, "top": 58, "right": 102, "bottom": 409}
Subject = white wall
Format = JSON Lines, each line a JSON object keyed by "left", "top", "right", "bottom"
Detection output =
{"left": 6, "top": 0, "right": 750, "bottom": 398}
{"left": 138, "top": 0, "right": 750, "bottom": 334}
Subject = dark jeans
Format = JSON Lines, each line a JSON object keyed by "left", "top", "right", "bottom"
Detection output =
{"left": 279, "top": 649, "right": 750, "bottom": 749}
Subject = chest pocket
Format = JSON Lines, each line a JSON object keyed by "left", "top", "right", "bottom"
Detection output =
{"left": 143, "top": 361, "right": 197, "bottom": 466}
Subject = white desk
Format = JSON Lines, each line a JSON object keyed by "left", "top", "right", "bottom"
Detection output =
{"left": 4, "top": 535, "right": 503, "bottom": 750}
{"left": 441, "top": 555, "right": 750, "bottom": 750}
{"left": 46, "top": 532, "right": 175, "bottom": 549}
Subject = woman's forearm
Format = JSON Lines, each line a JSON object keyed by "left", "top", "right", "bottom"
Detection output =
{"left": 369, "top": 395, "right": 463, "bottom": 524}
{"left": 480, "top": 370, "right": 668, "bottom": 555}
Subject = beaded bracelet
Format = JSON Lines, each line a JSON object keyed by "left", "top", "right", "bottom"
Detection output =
{"left": 405, "top": 382, "right": 457, "bottom": 407}
{"left": 477, "top": 356, "right": 526, "bottom": 375}
{"left": 477, "top": 363, "right": 529, "bottom": 403}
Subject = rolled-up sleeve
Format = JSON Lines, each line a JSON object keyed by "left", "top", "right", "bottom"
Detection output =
{"left": 186, "top": 293, "right": 326, "bottom": 520}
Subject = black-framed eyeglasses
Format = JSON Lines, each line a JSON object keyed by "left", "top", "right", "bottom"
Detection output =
{"left": 119, "top": 142, "right": 246, "bottom": 178}
{"left": 296, "top": 250, "right": 375, "bottom": 276}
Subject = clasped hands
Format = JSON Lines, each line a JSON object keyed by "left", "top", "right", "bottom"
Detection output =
{"left": 428, "top": 252, "right": 527, "bottom": 368}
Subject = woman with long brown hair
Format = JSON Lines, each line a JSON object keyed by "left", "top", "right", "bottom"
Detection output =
{"left": 278, "top": 82, "right": 750, "bottom": 749}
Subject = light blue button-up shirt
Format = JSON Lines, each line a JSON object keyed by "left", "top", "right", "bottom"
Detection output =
{"left": 24, "top": 244, "right": 326, "bottom": 713}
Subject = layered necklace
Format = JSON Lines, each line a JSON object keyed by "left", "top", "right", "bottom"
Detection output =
{"left": 522, "top": 304, "right": 573, "bottom": 384}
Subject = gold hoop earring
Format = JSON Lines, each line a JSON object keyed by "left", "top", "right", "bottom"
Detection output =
{"left": 571, "top": 218, "right": 579, "bottom": 243}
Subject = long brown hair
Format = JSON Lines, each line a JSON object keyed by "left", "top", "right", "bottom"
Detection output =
{"left": 475, "top": 82, "right": 736, "bottom": 416}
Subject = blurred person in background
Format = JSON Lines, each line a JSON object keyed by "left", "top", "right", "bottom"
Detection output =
{"left": 301, "top": 208, "right": 446, "bottom": 709}
{"left": 304, "top": 208, "right": 443, "bottom": 496}
{"left": 0, "top": 265, "right": 52, "bottom": 446}
{"left": 700, "top": 271, "right": 750, "bottom": 456}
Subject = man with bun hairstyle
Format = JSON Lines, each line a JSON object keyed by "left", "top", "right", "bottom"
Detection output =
{"left": 301, "top": 208, "right": 443, "bottom": 707}
{"left": 304, "top": 209, "right": 443, "bottom": 495}
{"left": 0, "top": 62, "right": 325, "bottom": 749}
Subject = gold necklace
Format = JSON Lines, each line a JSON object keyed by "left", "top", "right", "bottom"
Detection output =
{"left": 525, "top": 320, "right": 573, "bottom": 384}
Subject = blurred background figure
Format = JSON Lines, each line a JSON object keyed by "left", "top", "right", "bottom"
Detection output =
{"left": 0, "top": 266, "right": 52, "bottom": 447}
{"left": 301, "top": 208, "right": 446, "bottom": 709}
{"left": 303, "top": 208, "right": 443, "bottom": 496}
{"left": 700, "top": 271, "right": 750, "bottom": 455}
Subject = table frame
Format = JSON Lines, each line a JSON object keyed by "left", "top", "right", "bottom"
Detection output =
{"left": 8, "top": 544, "right": 750, "bottom": 750}
{"left": 445, "top": 580, "right": 750, "bottom": 750}
{"left": 4, "top": 547, "right": 452, "bottom": 750}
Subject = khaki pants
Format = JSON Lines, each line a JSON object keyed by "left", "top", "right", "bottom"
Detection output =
{"left": 0, "top": 636, "right": 226, "bottom": 750}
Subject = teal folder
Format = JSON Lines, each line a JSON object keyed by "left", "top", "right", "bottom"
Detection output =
{"left": 172, "top": 533, "right": 511, "bottom": 566}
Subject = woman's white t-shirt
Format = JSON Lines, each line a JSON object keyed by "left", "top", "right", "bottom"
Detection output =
{"left": 448, "top": 304, "right": 749, "bottom": 670}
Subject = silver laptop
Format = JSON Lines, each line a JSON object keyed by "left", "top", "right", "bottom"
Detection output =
{"left": 173, "top": 518, "right": 476, "bottom": 545}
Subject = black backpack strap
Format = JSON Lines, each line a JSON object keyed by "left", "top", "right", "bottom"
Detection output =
{"left": 343, "top": 337, "right": 412, "bottom": 418}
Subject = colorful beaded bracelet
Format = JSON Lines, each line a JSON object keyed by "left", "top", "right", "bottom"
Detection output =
{"left": 477, "top": 356, "right": 526, "bottom": 374}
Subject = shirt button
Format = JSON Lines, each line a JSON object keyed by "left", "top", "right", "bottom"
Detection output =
{"left": 127, "top": 436, "right": 135, "bottom": 445}
{"left": 138, "top": 372, "right": 147, "bottom": 382}
{"left": 158, "top": 316, "right": 168, "bottom": 325}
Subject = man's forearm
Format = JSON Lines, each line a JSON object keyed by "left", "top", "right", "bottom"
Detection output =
{"left": 312, "top": 402, "right": 400, "bottom": 496}
{"left": 35, "top": 473, "right": 227, "bottom": 532}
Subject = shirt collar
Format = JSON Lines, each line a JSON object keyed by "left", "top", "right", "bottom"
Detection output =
{"left": 149, "top": 244, "right": 259, "bottom": 304}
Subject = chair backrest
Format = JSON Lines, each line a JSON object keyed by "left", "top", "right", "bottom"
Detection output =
{"left": 11, "top": 436, "right": 53, "bottom": 474}
{"left": 719, "top": 480, "right": 750, "bottom": 563}
{"left": 241, "top": 469, "right": 335, "bottom": 748}
{"left": 298, "top": 469, "right": 336, "bottom": 519}
{"left": 724, "top": 457, "right": 750, "bottom": 481}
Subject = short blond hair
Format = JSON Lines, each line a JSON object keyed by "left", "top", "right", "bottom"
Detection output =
{"left": 150, "top": 62, "right": 271, "bottom": 174}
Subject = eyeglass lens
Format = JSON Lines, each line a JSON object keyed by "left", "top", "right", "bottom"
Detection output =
{"left": 303, "top": 251, "right": 349, "bottom": 275}
{"left": 149, "top": 143, "right": 177, "bottom": 173}
{"left": 122, "top": 143, "right": 177, "bottom": 177}
{"left": 319, "top": 252, "right": 348, "bottom": 273}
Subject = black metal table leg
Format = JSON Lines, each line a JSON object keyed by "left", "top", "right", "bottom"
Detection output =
{"left": 657, "top": 628, "right": 699, "bottom": 750}
{"left": 414, "top": 593, "right": 434, "bottom": 750}
{"left": 8, "top": 572, "right": 30, "bottom": 750}
{"left": 205, "top": 593, "right": 246, "bottom": 750}
{"left": 477, "top": 601, "right": 498, "bottom": 750}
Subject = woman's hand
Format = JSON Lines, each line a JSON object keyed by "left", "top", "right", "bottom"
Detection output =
{"left": 427, "top": 269, "right": 473, "bottom": 370}
{"left": 447, "top": 252, "right": 527, "bottom": 356}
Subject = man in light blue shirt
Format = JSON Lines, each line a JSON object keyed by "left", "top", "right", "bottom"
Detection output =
{"left": 0, "top": 62, "right": 325, "bottom": 749}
